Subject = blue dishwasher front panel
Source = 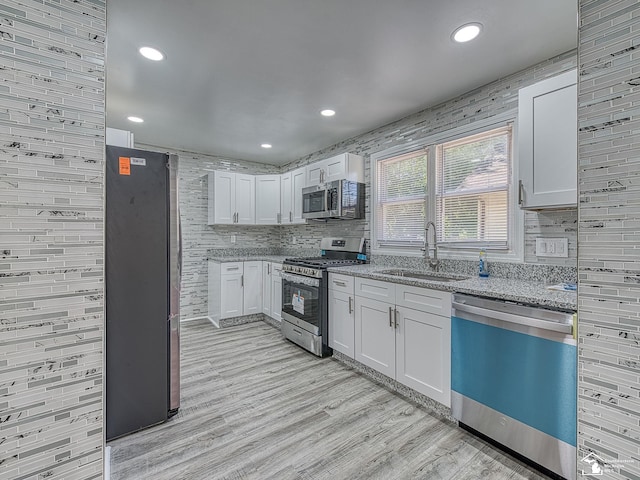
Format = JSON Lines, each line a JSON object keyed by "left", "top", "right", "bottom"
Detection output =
{"left": 452, "top": 315, "right": 577, "bottom": 447}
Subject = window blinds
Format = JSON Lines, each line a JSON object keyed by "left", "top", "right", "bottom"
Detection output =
{"left": 376, "top": 151, "right": 427, "bottom": 246}
{"left": 435, "top": 125, "right": 511, "bottom": 248}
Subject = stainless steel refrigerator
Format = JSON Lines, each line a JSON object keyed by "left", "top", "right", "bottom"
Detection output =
{"left": 105, "top": 145, "right": 181, "bottom": 441}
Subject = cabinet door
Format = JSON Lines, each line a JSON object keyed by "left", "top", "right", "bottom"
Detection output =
{"left": 208, "top": 261, "right": 221, "bottom": 323}
{"left": 210, "top": 171, "right": 234, "bottom": 224}
{"left": 220, "top": 273, "right": 243, "bottom": 319}
{"left": 262, "top": 262, "right": 271, "bottom": 316}
{"left": 307, "top": 161, "right": 324, "bottom": 186}
{"left": 354, "top": 296, "right": 395, "bottom": 378}
{"left": 291, "top": 167, "right": 307, "bottom": 224}
{"left": 243, "top": 261, "right": 262, "bottom": 315}
{"left": 270, "top": 265, "right": 282, "bottom": 321}
{"left": 395, "top": 307, "right": 451, "bottom": 407}
{"left": 518, "top": 69, "right": 577, "bottom": 209}
{"left": 323, "top": 154, "right": 347, "bottom": 183}
{"left": 235, "top": 174, "right": 256, "bottom": 224}
{"left": 256, "top": 175, "right": 281, "bottom": 224}
{"left": 280, "top": 172, "right": 293, "bottom": 224}
{"left": 329, "top": 289, "right": 355, "bottom": 358}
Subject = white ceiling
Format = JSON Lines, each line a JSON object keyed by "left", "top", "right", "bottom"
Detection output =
{"left": 106, "top": 0, "right": 577, "bottom": 165}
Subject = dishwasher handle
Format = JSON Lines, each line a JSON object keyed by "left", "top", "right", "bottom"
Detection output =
{"left": 452, "top": 301, "right": 573, "bottom": 336}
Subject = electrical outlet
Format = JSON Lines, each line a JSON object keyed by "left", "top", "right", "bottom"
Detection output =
{"left": 230, "top": 235, "right": 236, "bottom": 244}
{"left": 292, "top": 236, "right": 297, "bottom": 244}
{"left": 535, "top": 237, "right": 568, "bottom": 258}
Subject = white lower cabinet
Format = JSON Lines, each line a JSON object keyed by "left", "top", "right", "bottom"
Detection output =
{"left": 328, "top": 273, "right": 356, "bottom": 358}
{"left": 354, "top": 296, "right": 395, "bottom": 377}
{"left": 262, "top": 261, "right": 283, "bottom": 321}
{"left": 395, "top": 306, "right": 450, "bottom": 406}
{"left": 353, "top": 277, "right": 451, "bottom": 407}
{"left": 209, "top": 260, "right": 263, "bottom": 321}
{"left": 270, "top": 264, "right": 282, "bottom": 321}
{"left": 242, "top": 261, "right": 262, "bottom": 315}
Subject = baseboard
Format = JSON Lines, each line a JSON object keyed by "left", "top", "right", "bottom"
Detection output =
{"left": 181, "top": 316, "right": 219, "bottom": 328}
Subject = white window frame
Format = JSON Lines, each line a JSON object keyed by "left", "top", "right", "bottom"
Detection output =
{"left": 370, "top": 111, "right": 523, "bottom": 262}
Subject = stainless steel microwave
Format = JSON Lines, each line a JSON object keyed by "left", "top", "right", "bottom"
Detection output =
{"left": 302, "top": 180, "right": 365, "bottom": 220}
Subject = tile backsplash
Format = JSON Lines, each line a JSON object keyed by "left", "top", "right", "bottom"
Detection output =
{"left": 577, "top": 0, "right": 640, "bottom": 477}
{"left": 0, "top": 1, "right": 106, "bottom": 479}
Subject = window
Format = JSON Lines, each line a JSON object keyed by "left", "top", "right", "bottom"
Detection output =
{"left": 373, "top": 123, "right": 514, "bottom": 253}
{"left": 436, "top": 125, "right": 511, "bottom": 248}
{"left": 376, "top": 150, "right": 428, "bottom": 246}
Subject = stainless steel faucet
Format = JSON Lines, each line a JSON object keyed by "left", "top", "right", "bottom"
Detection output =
{"left": 423, "top": 221, "right": 439, "bottom": 269}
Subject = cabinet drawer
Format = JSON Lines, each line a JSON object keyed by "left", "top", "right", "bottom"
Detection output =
{"left": 355, "top": 277, "right": 396, "bottom": 302}
{"left": 329, "top": 273, "right": 354, "bottom": 293}
{"left": 395, "top": 285, "right": 451, "bottom": 317}
{"left": 220, "top": 262, "right": 243, "bottom": 275}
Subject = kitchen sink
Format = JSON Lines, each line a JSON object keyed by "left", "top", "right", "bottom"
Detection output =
{"left": 376, "top": 269, "right": 466, "bottom": 282}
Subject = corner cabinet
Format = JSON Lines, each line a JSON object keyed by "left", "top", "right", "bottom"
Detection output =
{"left": 353, "top": 277, "right": 452, "bottom": 407}
{"left": 307, "top": 153, "right": 364, "bottom": 185}
{"left": 208, "top": 172, "right": 256, "bottom": 225}
{"left": 518, "top": 69, "right": 577, "bottom": 209}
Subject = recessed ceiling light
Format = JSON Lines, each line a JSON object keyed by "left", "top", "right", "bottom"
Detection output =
{"left": 321, "top": 109, "right": 336, "bottom": 117}
{"left": 127, "top": 116, "right": 144, "bottom": 123}
{"left": 452, "top": 23, "right": 482, "bottom": 43}
{"left": 261, "top": 143, "right": 272, "bottom": 149}
{"left": 139, "top": 46, "right": 165, "bottom": 61}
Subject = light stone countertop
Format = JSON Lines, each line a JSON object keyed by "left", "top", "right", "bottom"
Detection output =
{"left": 208, "top": 255, "right": 289, "bottom": 264}
{"left": 328, "top": 264, "right": 577, "bottom": 311}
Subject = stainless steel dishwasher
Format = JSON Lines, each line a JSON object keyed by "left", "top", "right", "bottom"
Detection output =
{"left": 451, "top": 294, "right": 577, "bottom": 480}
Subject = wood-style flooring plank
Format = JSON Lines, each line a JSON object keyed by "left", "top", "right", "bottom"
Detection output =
{"left": 109, "top": 320, "right": 549, "bottom": 480}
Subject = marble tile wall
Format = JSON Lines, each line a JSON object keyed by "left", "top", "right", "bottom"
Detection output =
{"left": 0, "top": 1, "right": 106, "bottom": 479}
{"left": 137, "top": 144, "right": 282, "bottom": 320}
{"left": 282, "top": 51, "right": 579, "bottom": 269}
{"left": 577, "top": 0, "right": 640, "bottom": 478}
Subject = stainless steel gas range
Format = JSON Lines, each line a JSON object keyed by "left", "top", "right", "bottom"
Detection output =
{"left": 281, "top": 237, "right": 365, "bottom": 357}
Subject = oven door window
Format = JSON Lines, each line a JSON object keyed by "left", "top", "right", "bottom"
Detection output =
{"left": 282, "top": 277, "right": 320, "bottom": 331}
{"left": 303, "top": 190, "right": 326, "bottom": 214}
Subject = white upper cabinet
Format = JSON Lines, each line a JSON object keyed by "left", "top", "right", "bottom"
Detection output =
{"left": 255, "top": 175, "right": 281, "bottom": 224}
{"left": 518, "top": 69, "right": 577, "bottom": 209}
{"left": 280, "top": 166, "right": 307, "bottom": 224}
{"left": 235, "top": 174, "right": 256, "bottom": 224}
{"left": 208, "top": 172, "right": 256, "bottom": 225}
{"left": 307, "top": 153, "right": 364, "bottom": 185}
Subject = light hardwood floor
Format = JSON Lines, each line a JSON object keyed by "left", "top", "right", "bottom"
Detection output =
{"left": 109, "top": 320, "right": 549, "bottom": 480}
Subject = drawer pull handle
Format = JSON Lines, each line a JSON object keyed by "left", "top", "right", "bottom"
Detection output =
{"left": 334, "top": 281, "right": 346, "bottom": 287}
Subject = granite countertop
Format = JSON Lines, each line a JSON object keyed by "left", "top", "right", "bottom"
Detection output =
{"left": 208, "top": 255, "right": 289, "bottom": 264}
{"left": 328, "top": 264, "right": 577, "bottom": 311}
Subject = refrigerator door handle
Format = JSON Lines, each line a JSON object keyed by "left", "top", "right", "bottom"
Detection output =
{"left": 167, "top": 154, "right": 181, "bottom": 414}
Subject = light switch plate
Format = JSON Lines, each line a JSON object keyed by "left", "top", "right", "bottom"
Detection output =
{"left": 535, "top": 237, "right": 568, "bottom": 257}
{"left": 230, "top": 235, "right": 236, "bottom": 244}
